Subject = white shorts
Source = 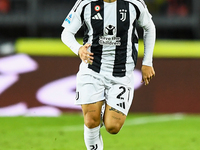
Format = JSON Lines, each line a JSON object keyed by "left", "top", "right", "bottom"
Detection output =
{"left": 75, "top": 70, "right": 134, "bottom": 116}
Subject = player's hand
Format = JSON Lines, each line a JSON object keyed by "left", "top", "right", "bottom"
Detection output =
{"left": 78, "top": 43, "right": 94, "bottom": 64}
{"left": 141, "top": 65, "right": 155, "bottom": 85}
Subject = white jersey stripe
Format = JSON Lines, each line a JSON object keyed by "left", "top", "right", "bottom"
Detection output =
{"left": 100, "top": 1, "right": 117, "bottom": 75}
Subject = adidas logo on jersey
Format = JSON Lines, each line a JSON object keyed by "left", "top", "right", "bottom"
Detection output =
{"left": 117, "top": 102, "right": 125, "bottom": 109}
{"left": 92, "top": 13, "right": 103, "bottom": 20}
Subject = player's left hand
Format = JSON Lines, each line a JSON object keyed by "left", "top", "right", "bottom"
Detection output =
{"left": 78, "top": 43, "right": 93, "bottom": 64}
{"left": 141, "top": 65, "right": 155, "bottom": 85}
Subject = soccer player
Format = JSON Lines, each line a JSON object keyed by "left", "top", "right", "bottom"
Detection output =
{"left": 61, "top": 0, "right": 156, "bottom": 149}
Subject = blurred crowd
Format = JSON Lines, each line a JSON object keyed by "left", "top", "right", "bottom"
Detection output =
{"left": 0, "top": 0, "right": 198, "bottom": 39}
{"left": 0, "top": 0, "right": 10, "bottom": 13}
{"left": 166, "top": 0, "right": 190, "bottom": 16}
{"left": 146, "top": 0, "right": 191, "bottom": 17}
{"left": 0, "top": 0, "right": 191, "bottom": 16}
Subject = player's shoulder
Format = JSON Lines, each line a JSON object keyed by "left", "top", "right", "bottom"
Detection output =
{"left": 79, "top": 0, "right": 98, "bottom": 3}
{"left": 74, "top": 0, "right": 98, "bottom": 5}
{"left": 73, "top": 0, "right": 98, "bottom": 11}
{"left": 124, "top": 0, "right": 146, "bottom": 9}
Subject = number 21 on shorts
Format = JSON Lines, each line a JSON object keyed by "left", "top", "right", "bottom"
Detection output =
{"left": 116, "top": 86, "right": 131, "bottom": 102}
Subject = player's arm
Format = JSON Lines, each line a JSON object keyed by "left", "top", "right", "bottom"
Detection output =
{"left": 61, "top": 28, "right": 82, "bottom": 55}
{"left": 61, "top": 3, "right": 93, "bottom": 64}
{"left": 61, "top": 27, "right": 94, "bottom": 64}
{"left": 141, "top": 19, "right": 156, "bottom": 85}
{"left": 137, "top": 3, "right": 156, "bottom": 85}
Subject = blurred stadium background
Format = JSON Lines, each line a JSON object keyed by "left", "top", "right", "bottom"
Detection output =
{"left": 0, "top": 0, "right": 200, "bottom": 116}
{"left": 0, "top": 1, "right": 200, "bottom": 150}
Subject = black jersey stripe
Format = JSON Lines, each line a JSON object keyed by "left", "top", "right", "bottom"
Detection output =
{"left": 83, "top": 23, "right": 89, "bottom": 45}
{"left": 130, "top": 2, "right": 140, "bottom": 20}
{"left": 132, "top": 20, "right": 138, "bottom": 66}
{"left": 73, "top": 0, "right": 83, "bottom": 12}
{"left": 113, "top": 0, "right": 130, "bottom": 77}
{"left": 81, "top": 4, "right": 88, "bottom": 23}
{"left": 88, "top": 0, "right": 104, "bottom": 73}
{"left": 81, "top": 4, "right": 89, "bottom": 45}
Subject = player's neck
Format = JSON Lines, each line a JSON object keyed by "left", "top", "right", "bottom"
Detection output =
{"left": 103, "top": 0, "right": 116, "bottom": 3}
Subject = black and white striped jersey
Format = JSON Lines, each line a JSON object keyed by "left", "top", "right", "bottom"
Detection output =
{"left": 62, "top": 0, "right": 155, "bottom": 77}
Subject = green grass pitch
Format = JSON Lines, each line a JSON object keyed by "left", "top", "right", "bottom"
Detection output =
{"left": 0, "top": 113, "right": 200, "bottom": 150}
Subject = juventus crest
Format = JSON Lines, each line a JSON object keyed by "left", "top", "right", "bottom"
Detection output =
{"left": 119, "top": 9, "right": 127, "bottom": 22}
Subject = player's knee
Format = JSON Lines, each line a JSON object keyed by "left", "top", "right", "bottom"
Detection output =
{"left": 84, "top": 117, "right": 100, "bottom": 129}
{"left": 105, "top": 123, "right": 122, "bottom": 134}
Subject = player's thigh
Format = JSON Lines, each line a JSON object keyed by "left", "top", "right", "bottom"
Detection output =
{"left": 103, "top": 104, "right": 126, "bottom": 133}
{"left": 82, "top": 101, "right": 104, "bottom": 127}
